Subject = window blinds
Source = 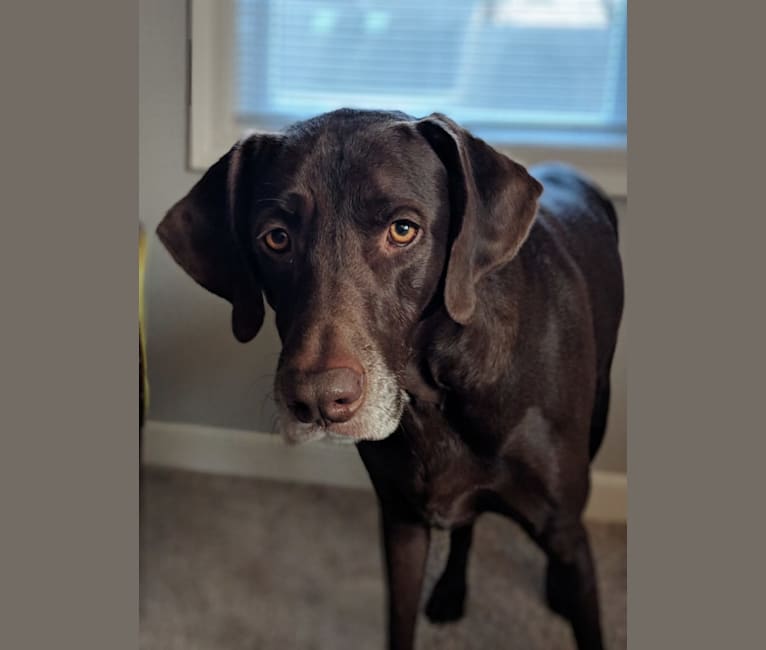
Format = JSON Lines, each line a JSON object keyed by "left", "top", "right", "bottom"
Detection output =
{"left": 235, "top": 0, "right": 626, "bottom": 144}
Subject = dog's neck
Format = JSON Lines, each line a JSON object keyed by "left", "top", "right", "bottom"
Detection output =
{"left": 402, "top": 357, "right": 443, "bottom": 407}
{"left": 406, "top": 264, "right": 525, "bottom": 409}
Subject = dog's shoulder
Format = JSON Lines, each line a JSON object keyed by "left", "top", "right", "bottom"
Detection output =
{"left": 530, "top": 162, "right": 618, "bottom": 236}
{"left": 525, "top": 163, "right": 624, "bottom": 375}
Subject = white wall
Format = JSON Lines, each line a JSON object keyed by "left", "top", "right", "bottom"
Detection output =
{"left": 140, "top": 0, "right": 627, "bottom": 473}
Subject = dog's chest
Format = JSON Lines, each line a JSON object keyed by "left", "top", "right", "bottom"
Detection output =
{"left": 362, "top": 403, "right": 501, "bottom": 529}
{"left": 412, "top": 457, "right": 490, "bottom": 529}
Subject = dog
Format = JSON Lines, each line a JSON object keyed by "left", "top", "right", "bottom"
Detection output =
{"left": 157, "top": 109, "right": 624, "bottom": 650}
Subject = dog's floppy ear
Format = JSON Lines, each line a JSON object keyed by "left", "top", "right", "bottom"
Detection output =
{"left": 156, "top": 134, "right": 282, "bottom": 342}
{"left": 415, "top": 114, "right": 543, "bottom": 325}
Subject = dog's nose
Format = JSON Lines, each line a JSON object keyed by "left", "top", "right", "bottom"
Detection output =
{"left": 287, "top": 367, "right": 364, "bottom": 425}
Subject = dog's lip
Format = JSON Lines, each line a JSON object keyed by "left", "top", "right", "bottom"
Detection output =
{"left": 284, "top": 416, "right": 401, "bottom": 444}
{"left": 323, "top": 430, "right": 362, "bottom": 445}
{"left": 321, "top": 419, "right": 376, "bottom": 440}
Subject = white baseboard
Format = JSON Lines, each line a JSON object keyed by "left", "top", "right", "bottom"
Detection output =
{"left": 143, "top": 420, "right": 626, "bottom": 523}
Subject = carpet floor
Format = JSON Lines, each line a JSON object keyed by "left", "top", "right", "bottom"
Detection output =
{"left": 140, "top": 467, "right": 626, "bottom": 650}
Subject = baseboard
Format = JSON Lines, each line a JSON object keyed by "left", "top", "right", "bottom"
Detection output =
{"left": 143, "top": 420, "right": 372, "bottom": 490}
{"left": 143, "top": 420, "right": 627, "bottom": 523}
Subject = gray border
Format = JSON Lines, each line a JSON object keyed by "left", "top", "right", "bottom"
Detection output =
{"left": 1, "top": 1, "right": 137, "bottom": 649}
{"left": 2, "top": 1, "right": 764, "bottom": 649}
{"left": 627, "top": 2, "right": 764, "bottom": 649}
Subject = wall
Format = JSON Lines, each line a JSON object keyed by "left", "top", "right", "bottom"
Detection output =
{"left": 140, "top": 0, "right": 627, "bottom": 473}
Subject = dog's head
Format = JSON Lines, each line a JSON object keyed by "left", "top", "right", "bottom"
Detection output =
{"left": 157, "top": 109, "right": 541, "bottom": 444}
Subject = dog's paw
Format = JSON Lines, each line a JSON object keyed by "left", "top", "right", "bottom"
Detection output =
{"left": 424, "top": 578, "right": 467, "bottom": 624}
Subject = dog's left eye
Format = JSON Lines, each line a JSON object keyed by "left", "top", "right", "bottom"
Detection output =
{"left": 388, "top": 220, "right": 420, "bottom": 247}
{"left": 264, "top": 228, "right": 290, "bottom": 253}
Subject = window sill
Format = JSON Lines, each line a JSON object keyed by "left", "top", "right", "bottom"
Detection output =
{"left": 497, "top": 142, "right": 626, "bottom": 198}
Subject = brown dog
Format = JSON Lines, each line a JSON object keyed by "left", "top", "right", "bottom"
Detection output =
{"left": 157, "top": 109, "right": 624, "bottom": 650}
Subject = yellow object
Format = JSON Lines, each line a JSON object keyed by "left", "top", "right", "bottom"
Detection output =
{"left": 139, "top": 223, "right": 149, "bottom": 418}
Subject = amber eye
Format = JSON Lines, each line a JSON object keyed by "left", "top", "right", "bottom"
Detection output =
{"left": 264, "top": 228, "right": 290, "bottom": 252}
{"left": 388, "top": 220, "right": 419, "bottom": 246}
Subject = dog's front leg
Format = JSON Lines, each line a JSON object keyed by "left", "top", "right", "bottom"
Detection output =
{"left": 425, "top": 523, "right": 474, "bottom": 623}
{"left": 380, "top": 508, "right": 430, "bottom": 650}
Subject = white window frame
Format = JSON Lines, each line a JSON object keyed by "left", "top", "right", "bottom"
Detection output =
{"left": 188, "top": 0, "right": 627, "bottom": 197}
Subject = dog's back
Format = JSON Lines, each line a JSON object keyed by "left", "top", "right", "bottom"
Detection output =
{"left": 529, "top": 163, "right": 624, "bottom": 458}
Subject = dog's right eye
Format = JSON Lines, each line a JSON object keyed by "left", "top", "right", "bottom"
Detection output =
{"left": 263, "top": 228, "right": 290, "bottom": 253}
{"left": 387, "top": 220, "right": 420, "bottom": 247}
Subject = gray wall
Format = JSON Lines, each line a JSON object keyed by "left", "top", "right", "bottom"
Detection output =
{"left": 140, "top": 0, "right": 627, "bottom": 473}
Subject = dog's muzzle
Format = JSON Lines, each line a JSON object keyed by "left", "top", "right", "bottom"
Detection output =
{"left": 275, "top": 348, "right": 406, "bottom": 444}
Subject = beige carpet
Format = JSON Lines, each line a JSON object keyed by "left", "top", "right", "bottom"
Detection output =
{"left": 140, "top": 467, "right": 626, "bottom": 650}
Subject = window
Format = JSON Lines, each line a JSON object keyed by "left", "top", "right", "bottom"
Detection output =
{"left": 190, "top": 0, "right": 627, "bottom": 195}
